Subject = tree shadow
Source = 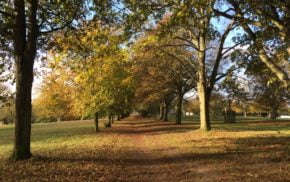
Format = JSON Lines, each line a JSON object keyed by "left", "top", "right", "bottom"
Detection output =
{"left": 107, "top": 120, "right": 199, "bottom": 135}
{"left": 31, "top": 135, "right": 290, "bottom": 170}
{"left": 213, "top": 120, "right": 290, "bottom": 132}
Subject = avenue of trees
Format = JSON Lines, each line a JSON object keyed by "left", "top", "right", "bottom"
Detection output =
{"left": 0, "top": 0, "right": 289, "bottom": 160}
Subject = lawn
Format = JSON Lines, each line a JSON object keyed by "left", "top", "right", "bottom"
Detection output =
{"left": 1, "top": 117, "right": 290, "bottom": 181}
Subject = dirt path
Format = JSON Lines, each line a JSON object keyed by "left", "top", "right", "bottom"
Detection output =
{"left": 101, "top": 117, "right": 221, "bottom": 182}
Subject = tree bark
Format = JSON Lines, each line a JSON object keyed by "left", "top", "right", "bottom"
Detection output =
{"left": 11, "top": 0, "right": 38, "bottom": 160}
{"left": 106, "top": 114, "right": 112, "bottom": 128}
{"left": 175, "top": 92, "right": 183, "bottom": 125}
{"left": 159, "top": 103, "right": 164, "bottom": 120}
{"left": 244, "top": 111, "right": 247, "bottom": 118}
{"left": 270, "top": 108, "right": 278, "bottom": 119}
{"left": 243, "top": 105, "right": 247, "bottom": 118}
{"left": 199, "top": 89, "right": 211, "bottom": 131}
{"left": 94, "top": 112, "right": 99, "bottom": 132}
{"left": 163, "top": 103, "right": 169, "bottom": 121}
{"left": 111, "top": 115, "right": 114, "bottom": 124}
{"left": 197, "top": 32, "right": 211, "bottom": 131}
{"left": 120, "top": 112, "right": 125, "bottom": 119}
{"left": 12, "top": 55, "right": 34, "bottom": 160}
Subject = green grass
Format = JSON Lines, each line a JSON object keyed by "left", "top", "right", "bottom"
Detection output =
{"left": 0, "top": 120, "right": 108, "bottom": 159}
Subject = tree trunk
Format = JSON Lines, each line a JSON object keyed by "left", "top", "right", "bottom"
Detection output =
{"left": 117, "top": 114, "right": 121, "bottom": 121}
{"left": 159, "top": 103, "right": 164, "bottom": 120}
{"left": 224, "top": 110, "right": 236, "bottom": 123}
{"left": 94, "top": 112, "right": 99, "bottom": 132}
{"left": 243, "top": 105, "right": 247, "bottom": 118}
{"left": 228, "top": 100, "right": 232, "bottom": 112}
{"left": 175, "top": 92, "right": 183, "bottom": 125}
{"left": 163, "top": 103, "right": 169, "bottom": 121}
{"left": 270, "top": 108, "right": 278, "bottom": 119}
{"left": 120, "top": 112, "right": 125, "bottom": 119}
{"left": 11, "top": 0, "right": 38, "bottom": 160}
{"left": 244, "top": 111, "right": 247, "bottom": 118}
{"left": 126, "top": 112, "right": 130, "bottom": 117}
{"left": 107, "top": 114, "right": 112, "bottom": 128}
{"left": 12, "top": 55, "right": 34, "bottom": 160}
{"left": 199, "top": 89, "right": 211, "bottom": 131}
{"left": 197, "top": 33, "right": 211, "bottom": 131}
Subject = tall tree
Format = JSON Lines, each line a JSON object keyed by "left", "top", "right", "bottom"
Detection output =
{"left": 0, "top": 0, "right": 87, "bottom": 160}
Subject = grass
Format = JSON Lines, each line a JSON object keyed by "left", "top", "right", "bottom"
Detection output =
{"left": 1, "top": 117, "right": 290, "bottom": 181}
{"left": 0, "top": 120, "right": 108, "bottom": 159}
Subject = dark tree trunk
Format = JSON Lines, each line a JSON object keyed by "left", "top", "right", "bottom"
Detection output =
{"left": 117, "top": 114, "right": 121, "bottom": 121}
{"left": 205, "top": 93, "right": 211, "bottom": 128}
{"left": 163, "top": 103, "right": 169, "bottom": 121}
{"left": 125, "top": 111, "right": 130, "bottom": 117}
{"left": 12, "top": 55, "right": 34, "bottom": 160}
{"left": 224, "top": 100, "right": 236, "bottom": 123}
{"left": 111, "top": 115, "right": 114, "bottom": 124}
{"left": 175, "top": 92, "right": 183, "bottom": 125}
{"left": 11, "top": 0, "right": 38, "bottom": 160}
{"left": 224, "top": 110, "right": 236, "bottom": 123}
{"left": 120, "top": 111, "right": 125, "bottom": 119}
{"left": 107, "top": 114, "right": 112, "bottom": 127}
{"left": 94, "top": 112, "right": 99, "bottom": 132}
{"left": 270, "top": 108, "right": 278, "bottom": 119}
{"left": 159, "top": 103, "right": 164, "bottom": 120}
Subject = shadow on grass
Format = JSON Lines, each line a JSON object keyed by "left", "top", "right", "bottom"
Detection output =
{"left": 111, "top": 118, "right": 290, "bottom": 135}
{"left": 107, "top": 120, "right": 199, "bottom": 135}
{"left": 213, "top": 120, "right": 290, "bottom": 132}
{"left": 32, "top": 135, "right": 290, "bottom": 167}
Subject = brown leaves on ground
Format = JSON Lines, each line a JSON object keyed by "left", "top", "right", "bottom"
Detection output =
{"left": 0, "top": 117, "right": 290, "bottom": 181}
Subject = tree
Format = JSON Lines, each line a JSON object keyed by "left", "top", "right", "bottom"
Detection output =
{"left": 254, "top": 79, "right": 288, "bottom": 119}
{"left": 221, "top": 74, "right": 248, "bottom": 112}
{"left": 131, "top": 33, "right": 196, "bottom": 123}
{"left": 209, "top": 93, "right": 226, "bottom": 118}
{"left": 0, "top": 0, "right": 87, "bottom": 160}
{"left": 247, "top": 66, "right": 289, "bottom": 119}
{"left": 214, "top": 0, "right": 290, "bottom": 88}
{"left": 33, "top": 72, "right": 79, "bottom": 123}
{"left": 50, "top": 20, "right": 135, "bottom": 130}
